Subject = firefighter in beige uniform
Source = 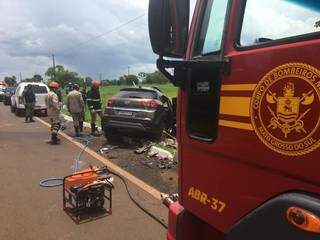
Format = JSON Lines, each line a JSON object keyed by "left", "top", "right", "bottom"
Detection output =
{"left": 67, "top": 84, "right": 84, "bottom": 137}
{"left": 45, "top": 81, "right": 61, "bottom": 144}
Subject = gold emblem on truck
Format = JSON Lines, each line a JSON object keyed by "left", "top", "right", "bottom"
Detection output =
{"left": 266, "top": 82, "right": 314, "bottom": 138}
{"left": 251, "top": 63, "right": 320, "bottom": 156}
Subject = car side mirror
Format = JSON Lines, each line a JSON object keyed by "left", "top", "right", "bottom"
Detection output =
{"left": 148, "top": 0, "right": 189, "bottom": 58}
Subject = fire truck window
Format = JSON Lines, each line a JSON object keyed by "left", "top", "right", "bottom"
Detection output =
{"left": 240, "top": 0, "right": 320, "bottom": 46}
{"left": 196, "top": 0, "right": 229, "bottom": 55}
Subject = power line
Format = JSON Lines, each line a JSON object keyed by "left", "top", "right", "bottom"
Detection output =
{"left": 58, "top": 13, "right": 146, "bottom": 55}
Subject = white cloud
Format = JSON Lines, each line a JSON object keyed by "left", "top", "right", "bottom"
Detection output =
{"left": 0, "top": 0, "right": 156, "bottom": 80}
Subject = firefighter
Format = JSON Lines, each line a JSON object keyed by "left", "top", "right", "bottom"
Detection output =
{"left": 22, "top": 84, "right": 36, "bottom": 123}
{"left": 86, "top": 80, "right": 103, "bottom": 136}
{"left": 67, "top": 84, "right": 84, "bottom": 137}
{"left": 45, "top": 81, "right": 61, "bottom": 144}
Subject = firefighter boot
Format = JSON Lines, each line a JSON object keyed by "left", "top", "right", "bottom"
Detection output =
{"left": 51, "top": 133, "right": 61, "bottom": 145}
{"left": 91, "top": 124, "right": 99, "bottom": 136}
{"left": 74, "top": 126, "right": 80, "bottom": 138}
{"left": 79, "top": 121, "right": 83, "bottom": 132}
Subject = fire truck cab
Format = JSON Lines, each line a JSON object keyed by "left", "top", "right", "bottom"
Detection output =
{"left": 148, "top": 0, "right": 320, "bottom": 239}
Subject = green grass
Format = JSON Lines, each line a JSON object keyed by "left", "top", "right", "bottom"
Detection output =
{"left": 62, "top": 83, "right": 178, "bottom": 125}
{"left": 154, "top": 142, "right": 177, "bottom": 155}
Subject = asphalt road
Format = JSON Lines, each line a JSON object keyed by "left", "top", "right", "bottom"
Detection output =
{"left": 0, "top": 104, "right": 167, "bottom": 240}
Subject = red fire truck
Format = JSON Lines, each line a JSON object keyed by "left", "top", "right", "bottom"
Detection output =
{"left": 148, "top": 0, "right": 320, "bottom": 239}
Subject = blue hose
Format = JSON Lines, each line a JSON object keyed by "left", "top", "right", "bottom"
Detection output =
{"left": 39, "top": 135, "right": 94, "bottom": 188}
{"left": 39, "top": 178, "right": 64, "bottom": 187}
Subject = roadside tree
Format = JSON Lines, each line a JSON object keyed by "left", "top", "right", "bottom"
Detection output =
{"left": 4, "top": 76, "right": 17, "bottom": 86}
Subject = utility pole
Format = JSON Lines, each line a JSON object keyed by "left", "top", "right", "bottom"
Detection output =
{"left": 19, "top": 72, "right": 22, "bottom": 82}
{"left": 52, "top": 54, "right": 56, "bottom": 82}
{"left": 128, "top": 66, "right": 130, "bottom": 76}
{"left": 99, "top": 73, "right": 102, "bottom": 82}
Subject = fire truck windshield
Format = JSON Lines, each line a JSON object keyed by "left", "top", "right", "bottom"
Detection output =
{"left": 240, "top": 0, "right": 320, "bottom": 46}
{"left": 193, "top": 0, "right": 229, "bottom": 56}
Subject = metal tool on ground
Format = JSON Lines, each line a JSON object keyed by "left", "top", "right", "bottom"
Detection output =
{"left": 63, "top": 165, "right": 114, "bottom": 224}
{"left": 40, "top": 134, "right": 168, "bottom": 228}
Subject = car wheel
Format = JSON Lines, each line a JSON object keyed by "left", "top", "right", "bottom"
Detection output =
{"left": 11, "top": 105, "right": 15, "bottom": 113}
{"left": 151, "top": 121, "right": 165, "bottom": 140}
{"left": 104, "top": 127, "right": 119, "bottom": 143}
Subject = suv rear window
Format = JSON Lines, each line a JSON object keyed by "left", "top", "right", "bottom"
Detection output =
{"left": 115, "top": 90, "right": 157, "bottom": 99}
{"left": 32, "top": 85, "right": 48, "bottom": 94}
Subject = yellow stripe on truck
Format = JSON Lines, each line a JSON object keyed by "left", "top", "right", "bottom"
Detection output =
{"left": 220, "top": 97, "right": 251, "bottom": 117}
{"left": 219, "top": 120, "right": 253, "bottom": 131}
{"left": 221, "top": 84, "right": 256, "bottom": 91}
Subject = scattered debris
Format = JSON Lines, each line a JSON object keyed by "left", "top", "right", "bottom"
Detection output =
{"left": 99, "top": 148, "right": 109, "bottom": 154}
{"left": 160, "top": 138, "right": 178, "bottom": 149}
{"left": 141, "top": 159, "right": 154, "bottom": 168}
{"left": 163, "top": 130, "right": 176, "bottom": 140}
{"left": 157, "top": 159, "right": 176, "bottom": 169}
{"left": 98, "top": 145, "right": 118, "bottom": 154}
{"left": 104, "top": 145, "right": 118, "bottom": 150}
{"left": 148, "top": 146, "right": 174, "bottom": 160}
{"left": 135, "top": 142, "right": 153, "bottom": 154}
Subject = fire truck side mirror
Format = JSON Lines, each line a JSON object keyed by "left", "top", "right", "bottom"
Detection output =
{"left": 148, "top": 0, "right": 189, "bottom": 58}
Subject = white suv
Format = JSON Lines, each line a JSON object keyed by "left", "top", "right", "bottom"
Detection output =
{"left": 11, "top": 82, "right": 49, "bottom": 116}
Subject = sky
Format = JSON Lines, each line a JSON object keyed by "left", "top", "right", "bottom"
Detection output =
{"left": 0, "top": 0, "right": 197, "bottom": 81}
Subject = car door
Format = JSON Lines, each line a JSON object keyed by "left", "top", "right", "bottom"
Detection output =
{"left": 13, "top": 86, "right": 20, "bottom": 106}
{"left": 33, "top": 85, "right": 49, "bottom": 109}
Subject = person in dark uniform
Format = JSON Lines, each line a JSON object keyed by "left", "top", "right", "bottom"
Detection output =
{"left": 22, "top": 84, "right": 36, "bottom": 123}
{"left": 79, "top": 84, "right": 87, "bottom": 131}
{"left": 86, "top": 80, "right": 103, "bottom": 136}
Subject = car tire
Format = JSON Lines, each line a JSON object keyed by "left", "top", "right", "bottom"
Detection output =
{"left": 151, "top": 121, "right": 165, "bottom": 140}
{"left": 43, "top": 109, "right": 48, "bottom": 117}
{"left": 11, "top": 105, "right": 15, "bottom": 113}
{"left": 104, "top": 127, "right": 118, "bottom": 143}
